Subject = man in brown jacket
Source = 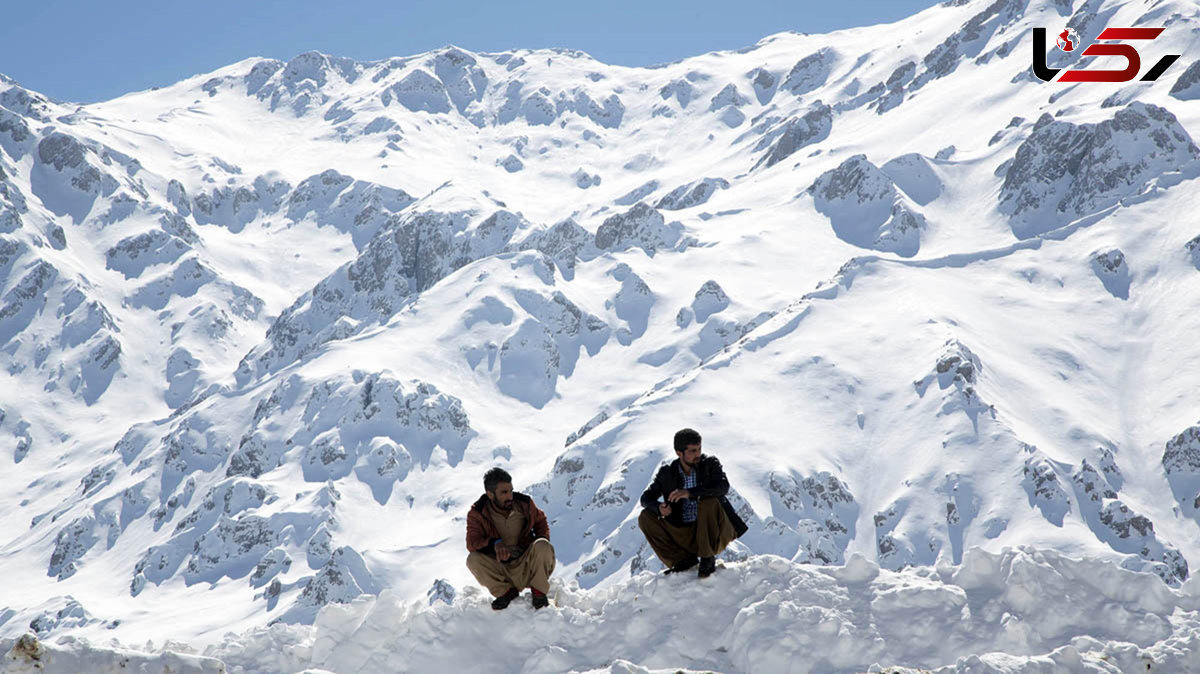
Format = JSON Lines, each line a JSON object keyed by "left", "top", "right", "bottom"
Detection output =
{"left": 466, "top": 467, "right": 555, "bottom": 609}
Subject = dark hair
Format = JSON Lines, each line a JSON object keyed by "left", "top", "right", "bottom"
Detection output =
{"left": 674, "top": 428, "right": 702, "bottom": 453}
{"left": 484, "top": 467, "right": 512, "bottom": 492}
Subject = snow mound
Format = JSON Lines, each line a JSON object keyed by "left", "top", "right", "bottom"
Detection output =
{"left": 17, "top": 547, "right": 1200, "bottom": 674}
{"left": 2, "top": 634, "right": 225, "bottom": 674}
{"left": 879, "top": 152, "right": 943, "bottom": 206}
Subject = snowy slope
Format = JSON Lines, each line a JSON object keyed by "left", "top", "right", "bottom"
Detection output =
{"left": 3, "top": 0, "right": 1200, "bottom": 671}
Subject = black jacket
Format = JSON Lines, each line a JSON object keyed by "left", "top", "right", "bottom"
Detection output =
{"left": 639, "top": 455, "right": 748, "bottom": 537}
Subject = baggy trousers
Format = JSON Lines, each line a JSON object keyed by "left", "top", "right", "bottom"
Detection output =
{"left": 466, "top": 537, "right": 556, "bottom": 597}
{"left": 638, "top": 498, "right": 737, "bottom": 567}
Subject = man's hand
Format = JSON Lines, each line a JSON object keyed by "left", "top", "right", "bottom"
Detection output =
{"left": 495, "top": 541, "right": 511, "bottom": 562}
{"left": 658, "top": 502, "right": 672, "bottom": 517}
{"left": 667, "top": 488, "right": 691, "bottom": 503}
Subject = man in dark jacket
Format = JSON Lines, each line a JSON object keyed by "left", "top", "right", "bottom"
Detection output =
{"left": 466, "top": 467, "right": 555, "bottom": 610}
{"left": 638, "top": 428, "right": 748, "bottom": 578}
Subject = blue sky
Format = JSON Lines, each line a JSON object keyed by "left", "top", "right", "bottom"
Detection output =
{"left": 1, "top": 0, "right": 941, "bottom": 103}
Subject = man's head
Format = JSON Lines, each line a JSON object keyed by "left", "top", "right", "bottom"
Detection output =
{"left": 674, "top": 427, "right": 702, "bottom": 468}
{"left": 484, "top": 466, "right": 514, "bottom": 511}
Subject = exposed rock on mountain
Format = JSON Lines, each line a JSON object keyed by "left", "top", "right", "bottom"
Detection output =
{"left": 1171, "top": 61, "right": 1200, "bottom": 100}
{"left": 1022, "top": 448, "right": 1072, "bottom": 527}
{"left": 517, "top": 217, "right": 596, "bottom": 278}
{"left": 781, "top": 49, "right": 835, "bottom": 97}
{"left": 1186, "top": 233, "right": 1200, "bottom": 270}
{"left": 708, "top": 83, "right": 750, "bottom": 127}
{"left": 235, "top": 197, "right": 528, "bottom": 384}
{"left": 192, "top": 175, "right": 291, "bottom": 232}
{"left": 1164, "top": 422, "right": 1200, "bottom": 519}
{"left": 913, "top": 0, "right": 1026, "bottom": 91}
{"left": 690, "top": 280, "right": 729, "bottom": 323}
{"left": 607, "top": 263, "right": 654, "bottom": 346}
{"left": 593, "top": 202, "right": 683, "bottom": 256}
{"left": 999, "top": 103, "right": 1199, "bottom": 238}
{"left": 765, "top": 471, "right": 858, "bottom": 565}
{"left": 286, "top": 169, "right": 414, "bottom": 249}
{"left": 1088, "top": 247, "right": 1130, "bottom": 299}
{"left": 1070, "top": 455, "right": 1186, "bottom": 584}
{"left": 655, "top": 177, "right": 729, "bottom": 211}
{"left": 753, "top": 101, "right": 832, "bottom": 170}
{"left": 808, "top": 154, "right": 925, "bottom": 256}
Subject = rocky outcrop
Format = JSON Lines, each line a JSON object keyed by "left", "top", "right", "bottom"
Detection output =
{"left": 764, "top": 471, "right": 858, "bottom": 565}
{"left": 1163, "top": 422, "right": 1200, "bottom": 518}
{"left": 999, "top": 103, "right": 1199, "bottom": 237}
{"left": 286, "top": 169, "right": 414, "bottom": 249}
{"left": 781, "top": 49, "right": 835, "bottom": 97}
{"left": 690, "top": 280, "right": 729, "bottom": 323}
{"left": 754, "top": 102, "right": 833, "bottom": 170}
{"left": 1169, "top": 59, "right": 1200, "bottom": 100}
{"left": 1088, "top": 247, "right": 1131, "bottom": 300}
{"left": 708, "top": 84, "right": 750, "bottom": 127}
{"left": 434, "top": 48, "right": 489, "bottom": 116}
{"left": 235, "top": 202, "right": 528, "bottom": 384}
{"left": 655, "top": 177, "right": 729, "bottom": 211}
{"left": 913, "top": 0, "right": 1026, "bottom": 90}
{"left": 192, "top": 175, "right": 291, "bottom": 232}
{"left": 385, "top": 70, "right": 452, "bottom": 114}
{"left": 1070, "top": 450, "right": 1187, "bottom": 584}
{"left": 808, "top": 154, "right": 925, "bottom": 256}
{"left": 0, "top": 260, "right": 57, "bottom": 344}
{"left": 594, "top": 202, "right": 684, "bottom": 256}
{"left": 517, "top": 218, "right": 595, "bottom": 278}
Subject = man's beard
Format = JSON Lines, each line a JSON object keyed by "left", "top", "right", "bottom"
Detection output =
{"left": 491, "top": 496, "right": 514, "bottom": 511}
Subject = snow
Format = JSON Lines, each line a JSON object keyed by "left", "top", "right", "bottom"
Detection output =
{"left": 10, "top": 548, "right": 1200, "bottom": 673}
{"left": 3, "top": 0, "right": 1200, "bottom": 670}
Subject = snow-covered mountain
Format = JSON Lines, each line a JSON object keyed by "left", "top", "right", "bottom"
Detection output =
{"left": 4, "top": 0, "right": 1200, "bottom": 671}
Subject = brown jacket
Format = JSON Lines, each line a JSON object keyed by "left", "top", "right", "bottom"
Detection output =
{"left": 466, "top": 492, "right": 550, "bottom": 555}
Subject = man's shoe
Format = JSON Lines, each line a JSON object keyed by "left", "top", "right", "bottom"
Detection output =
{"left": 491, "top": 587, "right": 520, "bottom": 610}
{"left": 698, "top": 556, "right": 717, "bottom": 578}
{"left": 663, "top": 556, "right": 699, "bottom": 574}
{"left": 531, "top": 589, "right": 549, "bottom": 609}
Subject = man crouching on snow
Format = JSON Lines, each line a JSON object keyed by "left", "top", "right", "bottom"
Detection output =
{"left": 638, "top": 428, "right": 748, "bottom": 578}
{"left": 466, "top": 467, "right": 556, "bottom": 610}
